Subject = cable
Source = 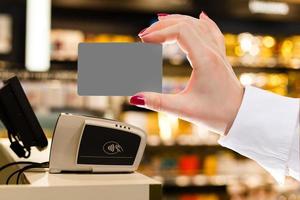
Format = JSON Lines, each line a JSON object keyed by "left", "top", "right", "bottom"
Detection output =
{"left": 5, "top": 162, "right": 49, "bottom": 185}
{"left": 6, "top": 168, "right": 23, "bottom": 184}
{"left": 6, "top": 162, "right": 38, "bottom": 184}
{"left": 16, "top": 162, "right": 49, "bottom": 184}
{"left": 6, "top": 164, "right": 37, "bottom": 184}
{"left": 0, "top": 161, "right": 37, "bottom": 172}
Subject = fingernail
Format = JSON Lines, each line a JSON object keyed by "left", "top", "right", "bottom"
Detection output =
{"left": 138, "top": 28, "right": 147, "bottom": 36}
{"left": 130, "top": 95, "right": 145, "bottom": 106}
{"left": 157, "top": 13, "right": 169, "bottom": 17}
{"left": 202, "top": 11, "right": 208, "bottom": 17}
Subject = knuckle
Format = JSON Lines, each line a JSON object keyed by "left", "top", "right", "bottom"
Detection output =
{"left": 178, "top": 22, "right": 193, "bottom": 37}
{"left": 179, "top": 21, "right": 191, "bottom": 30}
{"left": 179, "top": 19, "right": 195, "bottom": 31}
{"left": 186, "top": 18, "right": 195, "bottom": 25}
{"left": 147, "top": 94, "right": 162, "bottom": 111}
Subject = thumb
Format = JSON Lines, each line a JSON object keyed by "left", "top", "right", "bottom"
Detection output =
{"left": 129, "top": 92, "right": 181, "bottom": 114}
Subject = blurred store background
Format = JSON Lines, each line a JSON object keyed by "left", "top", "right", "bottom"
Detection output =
{"left": 1, "top": 0, "right": 300, "bottom": 199}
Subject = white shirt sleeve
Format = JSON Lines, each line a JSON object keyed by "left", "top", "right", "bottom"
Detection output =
{"left": 218, "top": 86, "right": 300, "bottom": 184}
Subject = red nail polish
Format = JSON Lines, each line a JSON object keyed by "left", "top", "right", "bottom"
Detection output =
{"left": 157, "top": 13, "right": 169, "bottom": 17}
{"left": 138, "top": 28, "right": 147, "bottom": 36}
{"left": 130, "top": 95, "right": 145, "bottom": 106}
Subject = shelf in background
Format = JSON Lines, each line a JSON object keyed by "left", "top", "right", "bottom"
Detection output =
{"left": 163, "top": 185, "right": 227, "bottom": 194}
{"left": 50, "top": 59, "right": 300, "bottom": 73}
{"left": 233, "top": 66, "right": 300, "bottom": 74}
{"left": 141, "top": 173, "right": 300, "bottom": 197}
{"left": 51, "top": 60, "right": 77, "bottom": 70}
{"left": 0, "top": 64, "right": 298, "bottom": 81}
{"left": 52, "top": 0, "right": 194, "bottom": 15}
{"left": 163, "top": 62, "right": 300, "bottom": 77}
{"left": 0, "top": 69, "right": 77, "bottom": 81}
{"left": 145, "top": 144, "right": 223, "bottom": 151}
{"left": 50, "top": 0, "right": 300, "bottom": 25}
{"left": 142, "top": 174, "right": 273, "bottom": 188}
{"left": 144, "top": 144, "right": 247, "bottom": 160}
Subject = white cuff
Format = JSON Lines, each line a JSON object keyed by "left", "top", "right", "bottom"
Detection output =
{"left": 218, "top": 86, "right": 299, "bottom": 184}
{"left": 287, "top": 123, "right": 300, "bottom": 181}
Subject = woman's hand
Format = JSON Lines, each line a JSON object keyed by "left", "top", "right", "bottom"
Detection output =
{"left": 129, "top": 12, "right": 244, "bottom": 135}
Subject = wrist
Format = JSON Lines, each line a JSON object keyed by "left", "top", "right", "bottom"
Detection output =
{"left": 224, "top": 84, "right": 245, "bottom": 135}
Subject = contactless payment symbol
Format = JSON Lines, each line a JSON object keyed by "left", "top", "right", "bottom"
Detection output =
{"left": 103, "top": 141, "right": 124, "bottom": 155}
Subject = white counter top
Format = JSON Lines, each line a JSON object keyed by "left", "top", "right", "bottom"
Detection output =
{"left": 0, "top": 139, "right": 161, "bottom": 200}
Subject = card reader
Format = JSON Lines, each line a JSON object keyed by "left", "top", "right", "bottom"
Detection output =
{"left": 49, "top": 113, "right": 146, "bottom": 173}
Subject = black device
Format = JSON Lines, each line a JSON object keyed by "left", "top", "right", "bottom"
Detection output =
{"left": 77, "top": 125, "right": 141, "bottom": 165}
{"left": 0, "top": 76, "right": 48, "bottom": 158}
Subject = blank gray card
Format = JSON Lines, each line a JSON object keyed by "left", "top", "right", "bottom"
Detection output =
{"left": 78, "top": 43, "right": 162, "bottom": 96}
